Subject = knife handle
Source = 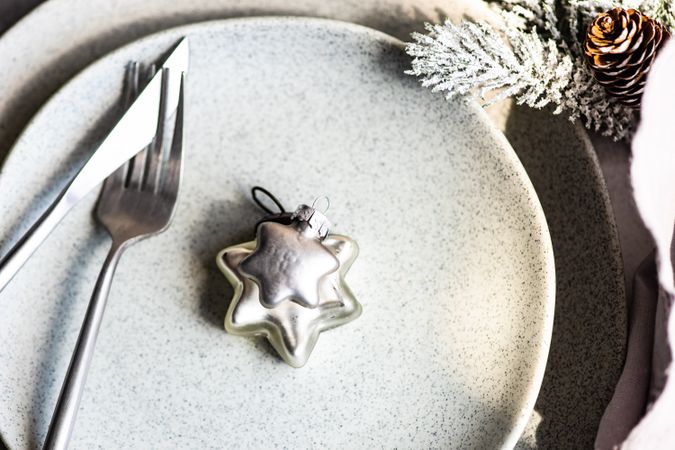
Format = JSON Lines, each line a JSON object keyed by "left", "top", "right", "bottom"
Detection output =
{"left": 0, "top": 192, "right": 75, "bottom": 292}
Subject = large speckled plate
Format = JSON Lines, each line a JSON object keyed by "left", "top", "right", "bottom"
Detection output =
{"left": 0, "top": 18, "right": 554, "bottom": 449}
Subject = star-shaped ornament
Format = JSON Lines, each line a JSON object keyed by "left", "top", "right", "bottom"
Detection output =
{"left": 216, "top": 204, "right": 362, "bottom": 368}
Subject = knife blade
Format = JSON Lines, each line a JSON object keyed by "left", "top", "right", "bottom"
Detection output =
{"left": 0, "top": 37, "right": 189, "bottom": 292}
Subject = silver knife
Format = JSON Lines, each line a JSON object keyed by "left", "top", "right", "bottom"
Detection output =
{"left": 0, "top": 38, "right": 189, "bottom": 292}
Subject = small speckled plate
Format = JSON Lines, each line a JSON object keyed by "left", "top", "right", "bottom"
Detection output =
{"left": 0, "top": 18, "right": 554, "bottom": 449}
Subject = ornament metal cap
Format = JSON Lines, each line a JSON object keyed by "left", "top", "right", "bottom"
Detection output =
{"left": 291, "top": 204, "right": 331, "bottom": 239}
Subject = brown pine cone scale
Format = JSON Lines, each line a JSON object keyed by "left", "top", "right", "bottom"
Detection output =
{"left": 584, "top": 7, "right": 669, "bottom": 108}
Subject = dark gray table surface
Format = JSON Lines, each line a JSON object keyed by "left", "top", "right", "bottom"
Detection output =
{"left": 0, "top": 0, "right": 42, "bottom": 35}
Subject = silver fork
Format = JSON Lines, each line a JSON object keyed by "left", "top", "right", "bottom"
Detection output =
{"left": 43, "top": 63, "right": 185, "bottom": 450}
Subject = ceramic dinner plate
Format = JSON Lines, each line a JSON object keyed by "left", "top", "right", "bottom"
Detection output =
{"left": 0, "top": 18, "right": 554, "bottom": 449}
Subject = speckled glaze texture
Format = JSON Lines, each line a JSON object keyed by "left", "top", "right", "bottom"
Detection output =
{"left": 0, "top": 19, "right": 553, "bottom": 449}
{"left": 510, "top": 116, "right": 626, "bottom": 450}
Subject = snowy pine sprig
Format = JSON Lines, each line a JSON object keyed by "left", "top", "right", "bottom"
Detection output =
{"left": 406, "top": 21, "right": 573, "bottom": 109}
{"left": 405, "top": 0, "right": 674, "bottom": 140}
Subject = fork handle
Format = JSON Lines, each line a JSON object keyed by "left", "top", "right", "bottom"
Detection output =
{"left": 0, "top": 191, "right": 77, "bottom": 292}
{"left": 43, "top": 241, "right": 125, "bottom": 450}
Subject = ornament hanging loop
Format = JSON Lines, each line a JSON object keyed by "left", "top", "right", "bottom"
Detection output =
{"left": 250, "top": 186, "right": 332, "bottom": 239}
{"left": 251, "top": 186, "right": 286, "bottom": 215}
{"left": 311, "top": 195, "right": 330, "bottom": 214}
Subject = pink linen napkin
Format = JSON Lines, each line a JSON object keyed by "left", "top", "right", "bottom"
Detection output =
{"left": 595, "top": 253, "right": 658, "bottom": 449}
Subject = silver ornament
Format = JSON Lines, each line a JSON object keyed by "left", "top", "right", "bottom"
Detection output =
{"left": 216, "top": 203, "right": 361, "bottom": 368}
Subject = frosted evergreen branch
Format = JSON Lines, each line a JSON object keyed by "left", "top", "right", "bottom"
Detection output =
{"left": 406, "top": 19, "right": 636, "bottom": 140}
{"left": 495, "top": 0, "right": 561, "bottom": 40}
{"left": 407, "top": 21, "right": 572, "bottom": 106}
{"left": 561, "top": 60, "right": 636, "bottom": 137}
{"left": 648, "top": 0, "right": 675, "bottom": 29}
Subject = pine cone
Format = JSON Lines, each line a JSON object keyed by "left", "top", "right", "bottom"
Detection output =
{"left": 584, "top": 7, "right": 670, "bottom": 108}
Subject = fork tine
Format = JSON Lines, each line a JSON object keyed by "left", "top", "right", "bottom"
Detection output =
{"left": 161, "top": 73, "right": 185, "bottom": 196}
{"left": 125, "top": 64, "right": 158, "bottom": 190}
{"left": 100, "top": 62, "right": 141, "bottom": 194}
{"left": 143, "top": 68, "right": 172, "bottom": 193}
{"left": 123, "top": 62, "right": 141, "bottom": 107}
